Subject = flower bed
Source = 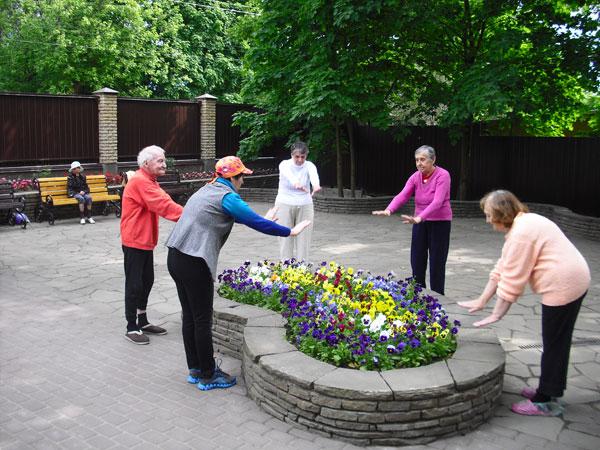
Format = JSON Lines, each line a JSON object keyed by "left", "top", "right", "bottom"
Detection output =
{"left": 218, "top": 260, "right": 459, "bottom": 371}
{"left": 211, "top": 296, "right": 504, "bottom": 446}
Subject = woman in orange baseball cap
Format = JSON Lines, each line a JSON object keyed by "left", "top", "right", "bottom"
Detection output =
{"left": 166, "top": 156, "right": 310, "bottom": 391}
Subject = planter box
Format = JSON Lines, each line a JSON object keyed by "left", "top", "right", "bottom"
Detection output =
{"left": 212, "top": 295, "right": 505, "bottom": 446}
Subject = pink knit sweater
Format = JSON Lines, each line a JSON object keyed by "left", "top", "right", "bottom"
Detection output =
{"left": 491, "top": 213, "right": 590, "bottom": 306}
{"left": 386, "top": 167, "right": 452, "bottom": 221}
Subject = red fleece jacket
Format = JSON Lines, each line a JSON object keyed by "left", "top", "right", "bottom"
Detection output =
{"left": 120, "top": 169, "right": 183, "bottom": 250}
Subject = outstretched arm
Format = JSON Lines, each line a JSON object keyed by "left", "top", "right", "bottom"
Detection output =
{"left": 473, "top": 296, "right": 513, "bottom": 327}
{"left": 139, "top": 182, "right": 183, "bottom": 221}
{"left": 222, "top": 193, "right": 292, "bottom": 236}
{"left": 457, "top": 278, "right": 498, "bottom": 313}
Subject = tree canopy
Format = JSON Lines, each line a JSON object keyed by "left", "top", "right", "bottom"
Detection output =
{"left": 235, "top": 0, "right": 599, "bottom": 197}
{"left": 0, "top": 0, "right": 249, "bottom": 99}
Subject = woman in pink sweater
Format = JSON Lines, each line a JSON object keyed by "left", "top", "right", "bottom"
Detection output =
{"left": 459, "top": 190, "right": 590, "bottom": 417}
{"left": 372, "top": 145, "right": 452, "bottom": 295}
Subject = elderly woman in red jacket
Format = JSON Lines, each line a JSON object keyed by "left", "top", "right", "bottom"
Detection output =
{"left": 459, "top": 190, "right": 590, "bottom": 417}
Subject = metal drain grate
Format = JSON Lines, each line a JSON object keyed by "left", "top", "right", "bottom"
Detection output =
{"left": 519, "top": 338, "right": 600, "bottom": 350}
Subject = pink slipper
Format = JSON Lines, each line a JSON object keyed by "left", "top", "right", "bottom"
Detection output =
{"left": 521, "top": 387, "right": 537, "bottom": 399}
{"left": 511, "top": 399, "right": 562, "bottom": 416}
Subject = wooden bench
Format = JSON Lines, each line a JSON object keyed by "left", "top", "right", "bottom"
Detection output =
{"left": 0, "top": 180, "right": 27, "bottom": 228}
{"left": 35, "top": 175, "right": 121, "bottom": 225}
{"left": 122, "top": 171, "right": 191, "bottom": 204}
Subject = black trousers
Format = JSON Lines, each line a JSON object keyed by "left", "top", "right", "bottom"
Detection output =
{"left": 539, "top": 292, "right": 585, "bottom": 397}
{"left": 410, "top": 220, "right": 451, "bottom": 295}
{"left": 167, "top": 247, "right": 216, "bottom": 378}
{"left": 123, "top": 245, "right": 154, "bottom": 331}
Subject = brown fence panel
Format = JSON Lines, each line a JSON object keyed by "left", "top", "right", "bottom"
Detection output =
{"left": 216, "top": 103, "right": 288, "bottom": 159}
{"left": 0, "top": 92, "right": 98, "bottom": 165}
{"left": 320, "top": 125, "right": 600, "bottom": 216}
{"left": 117, "top": 98, "right": 199, "bottom": 160}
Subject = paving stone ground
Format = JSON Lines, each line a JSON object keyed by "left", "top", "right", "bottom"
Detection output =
{"left": 1, "top": 202, "right": 599, "bottom": 450}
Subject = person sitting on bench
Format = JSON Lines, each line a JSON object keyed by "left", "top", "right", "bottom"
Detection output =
{"left": 67, "top": 161, "right": 95, "bottom": 224}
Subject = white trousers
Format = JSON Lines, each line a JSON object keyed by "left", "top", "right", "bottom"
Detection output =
{"left": 276, "top": 203, "right": 314, "bottom": 262}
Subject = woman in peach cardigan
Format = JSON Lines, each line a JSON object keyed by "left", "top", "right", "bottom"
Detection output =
{"left": 458, "top": 190, "right": 590, "bottom": 417}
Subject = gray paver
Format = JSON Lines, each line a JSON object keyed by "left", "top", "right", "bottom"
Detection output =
{"left": 1, "top": 203, "right": 599, "bottom": 449}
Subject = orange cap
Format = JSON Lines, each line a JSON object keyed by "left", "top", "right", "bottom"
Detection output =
{"left": 215, "top": 156, "right": 253, "bottom": 178}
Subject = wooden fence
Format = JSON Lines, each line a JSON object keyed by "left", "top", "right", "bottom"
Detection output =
{"left": 0, "top": 93, "right": 98, "bottom": 164}
{"left": 1, "top": 92, "right": 598, "bottom": 215}
{"left": 318, "top": 125, "right": 600, "bottom": 217}
{"left": 117, "top": 98, "right": 200, "bottom": 161}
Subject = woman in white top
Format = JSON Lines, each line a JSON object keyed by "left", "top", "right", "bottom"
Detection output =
{"left": 275, "top": 141, "right": 321, "bottom": 261}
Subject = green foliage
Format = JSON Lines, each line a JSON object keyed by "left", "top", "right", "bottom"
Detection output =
{"left": 0, "top": 0, "right": 248, "bottom": 98}
{"left": 235, "top": 0, "right": 398, "bottom": 165}
{"left": 36, "top": 167, "right": 53, "bottom": 178}
{"left": 386, "top": 0, "right": 599, "bottom": 137}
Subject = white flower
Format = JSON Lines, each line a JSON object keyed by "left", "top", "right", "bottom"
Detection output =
{"left": 249, "top": 265, "right": 271, "bottom": 280}
{"left": 369, "top": 313, "right": 387, "bottom": 333}
{"left": 361, "top": 314, "right": 372, "bottom": 326}
{"left": 392, "top": 319, "right": 404, "bottom": 328}
{"left": 379, "top": 329, "right": 391, "bottom": 340}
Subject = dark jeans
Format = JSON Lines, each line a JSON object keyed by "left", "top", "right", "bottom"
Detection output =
{"left": 410, "top": 220, "right": 451, "bottom": 295}
{"left": 539, "top": 292, "right": 585, "bottom": 398}
{"left": 167, "top": 247, "right": 216, "bottom": 378}
{"left": 122, "top": 246, "right": 154, "bottom": 331}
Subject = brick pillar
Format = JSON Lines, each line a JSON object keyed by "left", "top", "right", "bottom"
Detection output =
{"left": 197, "top": 93, "right": 217, "bottom": 171}
{"left": 94, "top": 87, "right": 119, "bottom": 175}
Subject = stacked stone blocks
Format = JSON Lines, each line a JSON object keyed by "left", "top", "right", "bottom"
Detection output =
{"left": 197, "top": 94, "right": 217, "bottom": 169}
{"left": 212, "top": 295, "right": 505, "bottom": 446}
{"left": 93, "top": 88, "right": 118, "bottom": 165}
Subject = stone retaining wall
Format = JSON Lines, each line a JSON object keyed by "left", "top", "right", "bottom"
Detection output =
{"left": 212, "top": 295, "right": 505, "bottom": 446}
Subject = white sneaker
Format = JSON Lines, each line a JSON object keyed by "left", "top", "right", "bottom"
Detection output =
{"left": 80, "top": 218, "right": 86, "bottom": 225}
{"left": 87, "top": 217, "right": 96, "bottom": 224}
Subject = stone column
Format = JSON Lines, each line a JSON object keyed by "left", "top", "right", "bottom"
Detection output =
{"left": 197, "top": 93, "right": 217, "bottom": 171}
{"left": 93, "top": 87, "right": 119, "bottom": 175}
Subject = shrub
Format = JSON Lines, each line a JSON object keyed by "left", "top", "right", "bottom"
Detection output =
{"left": 218, "top": 260, "right": 460, "bottom": 370}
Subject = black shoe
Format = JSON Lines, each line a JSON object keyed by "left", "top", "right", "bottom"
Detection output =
{"left": 124, "top": 330, "right": 150, "bottom": 345}
{"left": 140, "top": 323, "right": 167, "bottom": 335}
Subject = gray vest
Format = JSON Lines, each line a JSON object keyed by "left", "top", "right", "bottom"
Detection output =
{"left": 166, "top": 182, "right": 234, "bottom": 279}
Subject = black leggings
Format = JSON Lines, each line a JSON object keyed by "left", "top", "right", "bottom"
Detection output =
{"left": 539, "top": 292, "right": 585, "bottom": 397}
{"left": 167, "top": 247, "right": 216, "bottom": 378}
{"left": 410, "top": 220, "right": 451, "bottom": 295}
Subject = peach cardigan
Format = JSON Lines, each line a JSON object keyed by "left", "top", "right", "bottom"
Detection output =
{"left": 490, "top": 213, "right": 590, "bottom": 306}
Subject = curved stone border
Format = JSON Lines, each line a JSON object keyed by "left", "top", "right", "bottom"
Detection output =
{"left": 237, "top": 188, "right": 600, "bottom": 241}
{"left": 213, "top": 295, "right": 505, "bottom": 446}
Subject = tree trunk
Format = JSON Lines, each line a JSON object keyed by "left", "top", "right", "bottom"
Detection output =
{"left": 458, "top": 120, "right": 474, "bottom": 200}
{"left": 346, "top": 120, "right": 356, "bottom": 198}
{"left": 335, "top": 118, "right": 344, "bottom": 197}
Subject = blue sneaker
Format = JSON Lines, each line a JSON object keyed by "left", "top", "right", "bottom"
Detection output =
{"left": 197, "top": 367, "right": 236, "bottom": 391}
{"left": 187, "top": 370, "right": 202, "bottom": 384}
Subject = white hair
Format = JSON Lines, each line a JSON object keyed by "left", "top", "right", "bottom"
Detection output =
{"left": 137, "top": 145, "right": 165, "bottom": 168}
{"left": 415, "top": 145, "right": 436, "bottom": 160}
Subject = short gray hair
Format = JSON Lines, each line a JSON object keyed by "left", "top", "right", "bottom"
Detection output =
{"left": 291, "top": 141, "right": 309, "bottom": 156}
{"left": 415, "top": 145, "right": 436, "bottom": 160}
{"left": 137, "top": 145, "right": 165, "bottom": 168}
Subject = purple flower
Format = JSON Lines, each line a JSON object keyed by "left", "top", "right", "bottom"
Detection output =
{"left": 410, "top": 338, "right": 421, "bottom": 348}
{"left": 451, "top": 327, "right": 459, "bottom": 335}
{"left": 397, "top": 342, "right": 406, "bottom": 352}
{"left": 454, "top": 320, "right": 461, "bottom": 326}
